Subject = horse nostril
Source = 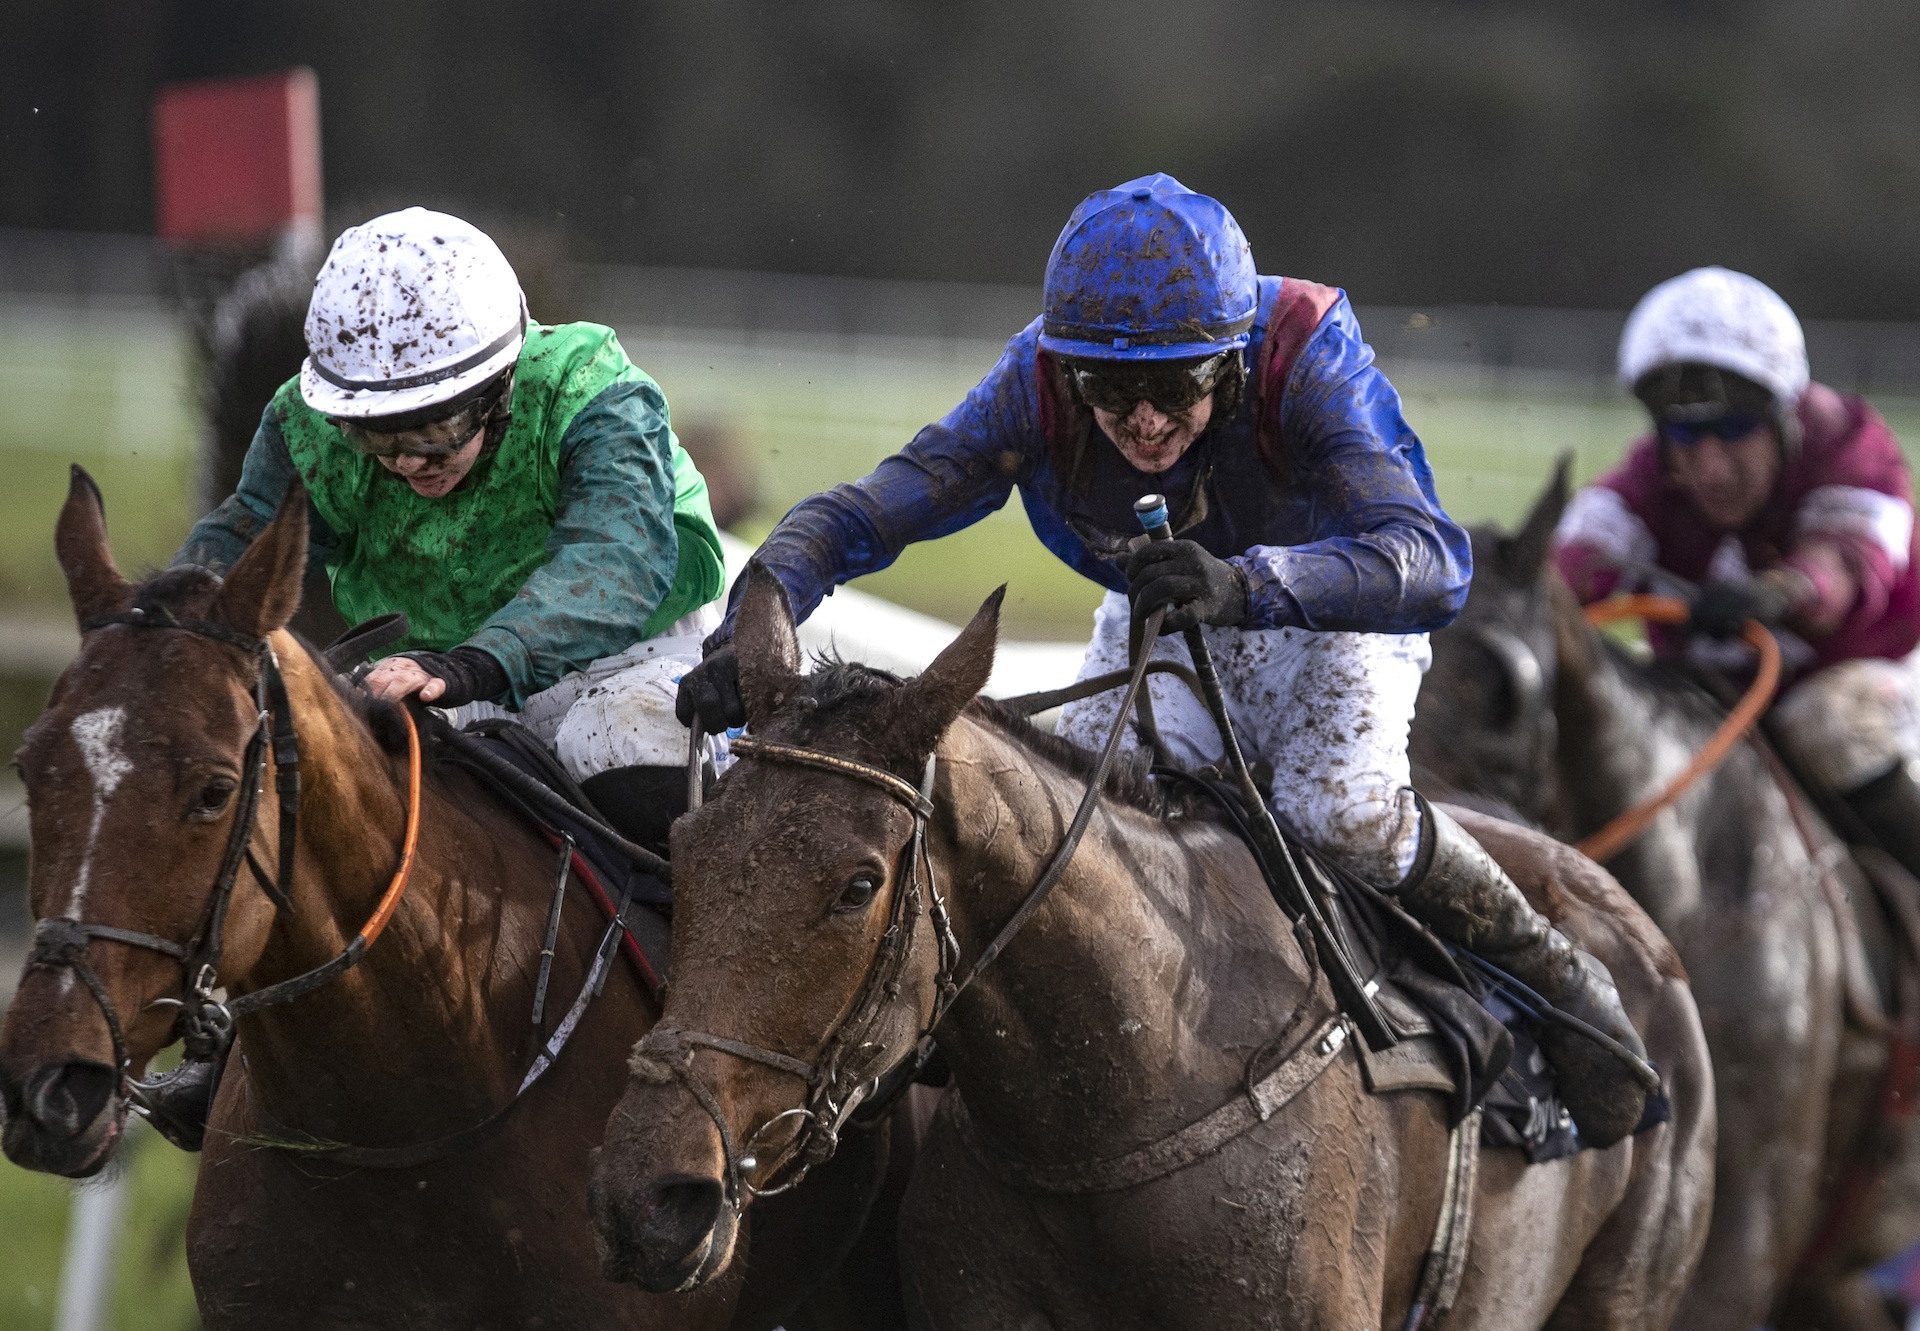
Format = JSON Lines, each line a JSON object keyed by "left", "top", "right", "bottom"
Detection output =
{"left": 27, "top": 1062, "right": 117, "bottom": 1139}
{"left": 639, "top": 1175, "right": 726, "bottom": 1265}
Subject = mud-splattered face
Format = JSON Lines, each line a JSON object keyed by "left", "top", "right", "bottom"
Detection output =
{"left": 1092, "top": 394, "right": 1216, "bottom": 474}
{"left": 373, "top": 428, "right": 487, "bottom": 498}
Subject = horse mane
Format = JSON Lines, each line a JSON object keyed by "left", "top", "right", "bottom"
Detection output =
{"left": 118, "top": 565, "right": 415, "bottom": 757}
{"left": 1597, "top": 631, "right": 1741, "bottom": 740}
{"left": 789, "top": 654, "right": 1205, "bottom": 820}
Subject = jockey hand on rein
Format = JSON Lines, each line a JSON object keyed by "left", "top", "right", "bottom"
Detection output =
{"left": 393, "top": 647, "right": 509, "bottom": 708}
{"left": 1126, "top": 539, "right": 1251, "bottom": 634}
{"left": 1687, "top": 575, "right": 1794, "bottom": 640}
{"left": 675, "top": 643, "right": 746, "bottom": 732}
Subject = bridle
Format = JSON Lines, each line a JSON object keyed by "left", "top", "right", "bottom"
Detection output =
{"left": 630, "top": 617, "right": 1166, "bottom": 1211}
{"left": 24, "top": 606, "right": 422, "bottom": 1122}
{"left": 633, "top": 741, "right": 952, "bottom": 1211}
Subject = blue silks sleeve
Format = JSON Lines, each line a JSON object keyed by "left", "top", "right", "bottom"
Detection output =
{"left": 1234, "top": 301, "right": 1471, "bottom": 633}
{"left": 720, "top": 334, "right": 1039, "bottom": 641}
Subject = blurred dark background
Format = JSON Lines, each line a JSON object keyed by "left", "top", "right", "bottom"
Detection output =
{"left": 5, "top": 0, "right": 1918, "bottom": 315}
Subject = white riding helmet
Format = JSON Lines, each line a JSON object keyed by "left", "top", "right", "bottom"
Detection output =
{"left": 1617, "top": 266, "right": 1809, "bottom": 409}
{"left": 299, "top": 207, "right": 528, "bottom": 421}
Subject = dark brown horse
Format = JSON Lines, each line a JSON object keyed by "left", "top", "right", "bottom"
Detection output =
{"left": 586, "top": 568, "right": 1714, "bottom": 1328}
{"left": 0, "top": 471, "right": 898, "bottom": 1330}
{"left": 1412, "top": 464, "right": 1920, "bottom": 1330}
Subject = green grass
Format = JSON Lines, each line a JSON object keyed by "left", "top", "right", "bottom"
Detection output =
{"left": 0, "top": 1131, "right": 201, "bottom": 1331}
{"left": 5, "top": 308, "right": 1920, "bottom": 1325}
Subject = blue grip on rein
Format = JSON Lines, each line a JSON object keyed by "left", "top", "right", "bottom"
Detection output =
{"left": 1133, "top": 494, "right": 1170, "bottom": 537}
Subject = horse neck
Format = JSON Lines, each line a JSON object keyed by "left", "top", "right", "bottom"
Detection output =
{"left": 1551, "top": 606, "right": 1713, "bottom": 918}
{"left": 233, "top": 641, "right": 567, "bottom": 1134}
{"left": 928, "top": 714, "right": 1316, "bottom": 1162}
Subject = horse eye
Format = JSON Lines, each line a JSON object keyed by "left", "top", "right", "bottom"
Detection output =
{"left": 190, "top": 779, "right": 236, "bottom": 821}
{"left": 835, "top": 873, "right": 880, "bottom": 914}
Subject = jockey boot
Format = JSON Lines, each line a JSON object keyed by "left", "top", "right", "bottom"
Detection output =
{"left": 1841, "top": 760, "right": 1920, "bottom": 887}
{"left": 1396, "top": 799, "right": 1658, "bottom": 1148}
{"left": 580, "top": 764, "right": 688, "bottom": 859}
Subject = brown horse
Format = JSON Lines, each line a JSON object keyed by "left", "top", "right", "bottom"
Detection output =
{"left": 0, "top": 471, "right": 900, "bottom": 1330}
{"left": 1412, "top": 464, "right": 1920, "bottom": 1330}
{"left": 586, "top": 568, "right": 1714, "bottom": 1328}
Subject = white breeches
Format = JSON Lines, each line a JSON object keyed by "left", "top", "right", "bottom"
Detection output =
{"left": 1771, "top": 642, "right": 1920, "bottom": 792}
{"left": 443, "top": 604, "right": 718, "bottom": 783}
{"left": 1056, "top": 590, "right": 1430, "bottom": 886}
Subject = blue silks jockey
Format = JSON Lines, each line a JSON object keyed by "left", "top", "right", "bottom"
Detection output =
{"left": 681, "top": 174, "right": 1654, "bottom": 1145}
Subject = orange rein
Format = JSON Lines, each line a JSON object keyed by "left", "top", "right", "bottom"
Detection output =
{"left": 356, "top": 704, "right": 424, "bottom": 948}
{"left": 1573, "top": 594, "right": 1781, "bottom": 863}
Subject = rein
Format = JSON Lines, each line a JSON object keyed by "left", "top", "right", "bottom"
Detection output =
{"left": 1574, "top": 593, "right": 1782, "bottom": 862}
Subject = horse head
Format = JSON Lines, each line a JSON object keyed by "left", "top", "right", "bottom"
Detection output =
{"left": 1414, "top": 455, "right": 1590, "bottom": 822}
{"left": 589, "top": 563, "right": 1000, "bottom": 1293}
{"left": 0, "top": 467, "right": 308, "bottom": 1176}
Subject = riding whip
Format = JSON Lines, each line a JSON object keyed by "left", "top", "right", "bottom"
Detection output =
{"left": 1133, "top": 495, "right": 1394, "bottom": 1051}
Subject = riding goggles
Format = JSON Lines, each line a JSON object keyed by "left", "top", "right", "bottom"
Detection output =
{"left": 332, "top": 373, "right": 512, "bottom": 459}
{"left": 1657, "top": 411, "right": 1767, "bottom": 447}
{"left": 1066, "top": 352, "right": 1231, "bottom": 415}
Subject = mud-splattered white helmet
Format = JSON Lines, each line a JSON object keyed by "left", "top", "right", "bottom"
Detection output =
{"left": 299, "top": 208, "right": 527, "bottom": 421}
{"left": 1618, "top": 266, "right": 1808, "bottom": 410}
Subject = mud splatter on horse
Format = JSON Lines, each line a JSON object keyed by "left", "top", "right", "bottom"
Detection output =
{"left": 588, "top": 567, "right": 1714, "bottom": 1328}
{"left": 1414, "top": 462, "right": 1920, "bottom": 1330}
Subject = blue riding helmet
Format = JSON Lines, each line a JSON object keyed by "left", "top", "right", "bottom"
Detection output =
{"left": 1039, "top": 173, "right": 1259, "bottom": 363}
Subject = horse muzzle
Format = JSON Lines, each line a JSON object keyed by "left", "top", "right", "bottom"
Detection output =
{"left": 588, "top": 1159, "right": 741, "bottom": 1292}
{"left": 0, "top": 1057, "right": 126, "bottom": 1177}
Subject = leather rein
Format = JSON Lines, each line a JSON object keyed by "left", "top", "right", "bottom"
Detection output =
{"left": 25, "top": 608, "right": 424, "bottom": 1132}
{"left": 631, "top": 609, "right": 1172, "bottom": 1210}
{"left": 1574, "top": 594, "right": 1782, "bottom": 863}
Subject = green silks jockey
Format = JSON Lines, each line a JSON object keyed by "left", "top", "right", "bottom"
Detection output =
{"left": 176, "top": 206, "right": 725, "bottom": 852}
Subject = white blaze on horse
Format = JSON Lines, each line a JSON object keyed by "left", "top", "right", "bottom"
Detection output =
{"left": 0, "top": 472, "right": 902, "bottom": 1331}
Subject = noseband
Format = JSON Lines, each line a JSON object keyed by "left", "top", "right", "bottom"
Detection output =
{"left": 25, "top": 606, "right": 423, "bottom": 1123}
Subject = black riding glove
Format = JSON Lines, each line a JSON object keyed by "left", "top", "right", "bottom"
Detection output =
{"left": 396, "top": 646, "right": 510, "bottom": 709}
{"left": 1687, "top": 576, "right": 1794, "bottom": 640}
{"left": 674, "top": 643, "right": 746, "bottom": 733}
{"left": 1125, "top": 539, "right": 1252, "bottom": 634}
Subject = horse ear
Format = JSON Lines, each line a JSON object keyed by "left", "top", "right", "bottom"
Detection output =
{"left": 1502, "top": 452, "right": 1573, "bottom": 581}
{"left": 213, "top": 482, "right": 310, "bottom": 638}
{"left": 734, "top": 562, "right": 803, "bottom": 725}
{"left": 54, "top": 465, "right": 131, "bottom": 627}
{"left": 891, "top": 586, "right": 1003, "bottom": 759}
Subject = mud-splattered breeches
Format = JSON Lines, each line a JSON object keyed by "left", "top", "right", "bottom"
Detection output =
{"left": 441, "top": 604, "right": 720, "bottom": 779}
{"left": 1057, "top": 590, "right": 1428, "bottom": 886}
{"left": 1772, "top": 641, "right": 1920, "bottom": 792}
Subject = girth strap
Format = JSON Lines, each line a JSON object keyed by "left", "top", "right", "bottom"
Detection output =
{"left": 949, "top": 1011, "right": 1353, "bottom": 1195}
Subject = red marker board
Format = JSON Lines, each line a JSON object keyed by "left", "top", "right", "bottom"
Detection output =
{"left": 152, "top": 69, "right": 322, "bottom": 246}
